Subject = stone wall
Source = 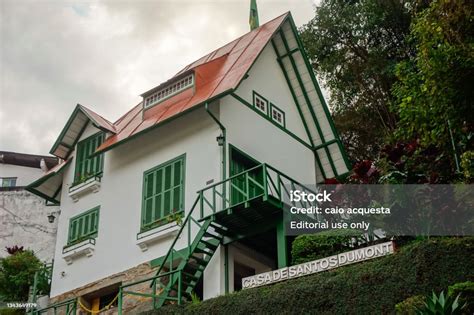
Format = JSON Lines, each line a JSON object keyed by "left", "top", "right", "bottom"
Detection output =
{"left": 0, "top": 189, "right": 58, "bottom": 261}
{"left": 50, "top": 262, "right": 160, "bottom": 314}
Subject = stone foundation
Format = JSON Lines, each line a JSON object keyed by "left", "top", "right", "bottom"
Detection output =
{"left": 49, "top": 262, "right": 159, "bottom": 314}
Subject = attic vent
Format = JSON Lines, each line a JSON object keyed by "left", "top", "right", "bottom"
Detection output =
{"left": 144, "top": 74, "right": 194, "bottom": 108}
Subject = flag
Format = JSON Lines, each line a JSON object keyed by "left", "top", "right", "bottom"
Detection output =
{"left": 249, "top": 0, "right": 259, "bottom": 30}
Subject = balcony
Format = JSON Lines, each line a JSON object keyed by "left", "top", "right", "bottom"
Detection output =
{"left": 68, "top": 175, "right": 101, "bottom": 202}
{"left": 62, "top": 238, "right": 96, "bottom": 265}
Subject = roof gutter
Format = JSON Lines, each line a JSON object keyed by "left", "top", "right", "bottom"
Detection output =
{"left": 205, "top": 102, "right": 226, "bottom": 183}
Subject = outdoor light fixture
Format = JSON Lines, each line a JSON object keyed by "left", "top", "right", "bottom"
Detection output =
{"left": 47, "top": 213, "right": 56, "bottom": 223}
{"left": 216, "top": 134, "right": 225, "bottom": 146}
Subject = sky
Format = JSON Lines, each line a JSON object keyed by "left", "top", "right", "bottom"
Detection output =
{"left": 1, "top": 0, "right": 320, "bottom": 155}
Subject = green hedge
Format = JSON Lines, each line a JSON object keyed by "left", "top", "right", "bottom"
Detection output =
{"left": 291, "top": 229, "right": 362, "bottom": 264}
{"left": 143, "top": 237, "right": 474, "bottom": 315}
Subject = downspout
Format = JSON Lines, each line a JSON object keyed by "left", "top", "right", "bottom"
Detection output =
{"left": 205, "top": 101, "right": 229, "bottom": 294}
{"left": 205, "top": 102, "right": 226, "bottom": 182}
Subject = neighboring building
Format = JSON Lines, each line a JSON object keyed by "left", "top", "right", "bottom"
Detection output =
{"left": 0, "top": 151, "right": 59, "bottom": 261}
{"left": 27, "top": 12, "right": 350, "bottom": 313}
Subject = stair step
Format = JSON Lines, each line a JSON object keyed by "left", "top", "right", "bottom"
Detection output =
{"left": 182, "top": 271, "right": 200, "bottom": 281}
{"left": 210, "top": 224, "right": 231, "bottom": 236}
{"left": 204, "top": 231, "right": 223, "bottom": 239}
{"left": 190, "top": 255, "right": 209, "bottom": 266}
{"left": 194, "top": 246, "right": 215, "bottom": 255}
{"left": 200, "top": 239, "right": 220, "bottom": 249}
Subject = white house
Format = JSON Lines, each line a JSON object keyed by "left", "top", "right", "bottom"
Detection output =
{"left": 0, "top": 151, "right": 59, "bottom": 262}
{"left": 27, "top": 12, "right": 350, "bottom": 314}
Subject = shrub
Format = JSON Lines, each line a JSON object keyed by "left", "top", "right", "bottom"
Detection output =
{"left": 0, "top": 250, "right": 41, "bottom": 301}
{"left": 142, "top": 237, "right": 474, "bottom": 315}
{"left": 449, "top": 281, "right": 474, "bottom": 314}
{"left": 416, "top": 291, "right": 466, "bottom": 315}
{"left": 395, "top": 295, "right": 425, "bottom": 314}
{"left": 291, "top": 229, "right": 362, "bottom": 264}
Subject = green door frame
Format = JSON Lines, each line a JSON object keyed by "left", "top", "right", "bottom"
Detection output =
{"left": 228, "top": 144, "right": 289, "bottom": 268}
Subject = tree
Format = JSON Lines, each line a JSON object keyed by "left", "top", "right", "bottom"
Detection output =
{"left": 300, "top": 0, "right": 424, "bottom": 161}
{"left": 392, "top": 0, "right": 474, "bottom": 182}
{"left": 0, "top": 250, "right": 41, "bottom": 302}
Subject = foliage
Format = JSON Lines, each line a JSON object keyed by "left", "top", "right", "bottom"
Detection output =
{"left": 4, "top": 247, "right": 24, "bottom": 256}
{"left": 391, "top": 0, "right": 474, "bottom": 181}
{"left": 416, "top": 291, "right": 465, "bottom": 315}
{"left": 300, "top": 0, "right": 425, "bottom": 161}
{"left": 448, "top": 281, "right": 474, "bottom": 314}
{"left": 460, "top": 151, "right": 474, "bottom": 183}
{"left": 0, "top": 250, "right": 41, "bottom": 301}
{"left": 142, "top": 237, "right": 474, "bottom": 315}
{"left": 190, "top": 292, "right": 200, "bottom": 305}
{"left": 291, "top": 229, "right": 362, "bottom": 264}
{"left": 396, "top": 295, "right": 425, "bottom": 314}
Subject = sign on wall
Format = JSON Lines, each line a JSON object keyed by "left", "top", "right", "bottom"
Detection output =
{"left": 242, "top": 241, "right": 394, "bottom": 289}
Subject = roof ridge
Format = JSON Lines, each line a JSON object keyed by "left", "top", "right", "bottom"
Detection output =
{"left": 173, "top": 11, "right": 290, "bottom": 77}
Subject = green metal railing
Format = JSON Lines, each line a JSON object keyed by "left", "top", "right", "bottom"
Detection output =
{"left": 118, "top": 196, "right": 204, "bottom": 313}
{"left": 198, "top": 163, "right": 317, "bottom": 219}
{"left": 31, "top": 297, "right": 77, "bottom": 315}
{"left": 117, "top": 163, "right": 317, "bottom": 313}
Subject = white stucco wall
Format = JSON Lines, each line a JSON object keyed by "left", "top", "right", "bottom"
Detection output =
{"left": 0, "top": 163, "right": 59, "bottom": 262}
{"left": 0, "top": 163, "right": 45, "bottom": 187}
{"left": 221, "top": 43, "right": 316, "bottom": 185}
{"left": 0, "top": 190, "right": 59, "bottom": 261}
{"left": 50, "top": 108, "right": 222, "bottom": 297}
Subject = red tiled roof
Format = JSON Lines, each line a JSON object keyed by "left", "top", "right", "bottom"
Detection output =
{"left": 95, "top": 12, "right": 290, "bottom": 153}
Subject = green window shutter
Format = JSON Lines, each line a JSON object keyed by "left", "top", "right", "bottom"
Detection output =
{"left": 141, "top": 155, "right": 185, "bottom": 230}
{"left": 67, "top": 207, "right": 100, "bottom": 245}
{"left": 74, "top": 132, "right": 105, "bottom": 183}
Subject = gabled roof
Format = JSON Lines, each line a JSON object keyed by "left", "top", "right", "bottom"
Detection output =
{"left": 50, "top": 104, "right": 115, "bottom": 159}
{"left": 25, "top": 158, "right": 72, "bottom": 205}
{"left": 94, "top": 12, "right": 290, "bottom": 153}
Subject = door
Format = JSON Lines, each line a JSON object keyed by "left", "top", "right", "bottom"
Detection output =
{"left": 229, "top": 146, "right": 263, "bottom": 206}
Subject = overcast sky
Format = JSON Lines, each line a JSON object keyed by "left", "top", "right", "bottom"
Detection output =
{"left": 1, "top": 0, "right": 319, "bottom": 155}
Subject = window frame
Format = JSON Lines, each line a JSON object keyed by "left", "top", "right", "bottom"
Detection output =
{"left": 140, "top": 154, "right": 186, "bottom": 232}
{"left": 252, "top": 91, "right": 269, "bottom": 115}
{"left": 1, "top": 177, "right": 17, "bottom": 187}
{"left": 67, "top": 206, "right": 100, "bottom": 246}
{"left": 73, "top": 132, "right": 105, "bottom": 185}
{"left": 144, "top": 74, "right": 194, "bottom": 109}
{"left": 270, "top": 103, "right": 286, "bottom": 128}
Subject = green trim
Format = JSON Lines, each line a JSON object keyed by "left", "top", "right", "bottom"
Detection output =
{"left": 287, "top": 15, "right": 352, "bottom": 172}
{"left": 229, "top": 144, "right": 261, "bottom": 170}
{"left": 276, "top": 215, "right": 288, "bottom": 268}
{"left": 231, "top": 93, "right": 312, "bottom": 150}
{"left": 278, "top": 29, "right": 338, "bottom": 178}
{"left": 94, "top": 90, "right": 233, "bottom": 156}
{"left": 67, "top": 206, "right": 100, "bottom": 246}
{"left": 149, "top": 247, "right": 189, "bottom": 268}
{"left": 252, "top": 90, "right": 270, "bottom": 115}
{"left": 270, "top": 39, "right": 327, "bottom": 180}
{"left": 25, "top": 187, "right": 60, "bottom": 205}
{"left": 278, "top": 47, "right": 300, "bottom": 60}
{"left": 25, "top": 159, "right": 72, "bottom": 205}
{"left": 140, "top": 154, "right": 186, "bottom": 232}
{"left": 50, "top": 104, "right": 113, "bottom": 158}
{"left": 73, "top": 131, "right": 105, "bottom": 183}
{"left": 269, "top": 102, "right": 286, "bottom": 128}
{"left": 50, "top": 105, "right": 83, "bottom": 156}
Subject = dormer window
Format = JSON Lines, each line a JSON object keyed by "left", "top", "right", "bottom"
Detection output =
{"left": 143, "top": 74, "right": 194, "bottom": 109}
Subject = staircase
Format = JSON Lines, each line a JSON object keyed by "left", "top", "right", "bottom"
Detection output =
{"left": 118, "top": 163, "right": 317, "bottom": 313}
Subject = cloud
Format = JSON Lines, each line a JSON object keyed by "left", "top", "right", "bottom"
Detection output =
{"left": 0, "top": 0, "right": 317, "bottom": 155}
